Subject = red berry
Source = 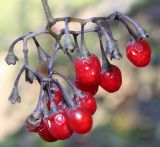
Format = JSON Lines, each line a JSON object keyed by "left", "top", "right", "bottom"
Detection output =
{"left": 74, "top": 80, "right": 99, "bottom": 95}
{"left": 74, "top": 54, "right": 101, "bottom": 85}
{"left": 74, "top": 93, "right": 97, "bottom": 114}
{"left": 38, "top": 119, "right": 57, "bottom": 142}
{"left": 126, "top": 39, "right": 151, "bottom": 67}
{"left": 47, "top": 112, "right": 73, "bottom": 140}
{"left": 100, "top": 65, "right": 122, "bottom": 93}
{"left": 66, "top": 106, "right": 93, "bottom": 134}
{"left": 47, "top": 88, "right": 63, "bottom": 110}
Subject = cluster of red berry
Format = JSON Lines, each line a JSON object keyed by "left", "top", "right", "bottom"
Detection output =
{"left": 27, "top": 88, "right": 96, "bottom": 142}
{"left": 75, "top": 38, "right": 151, "bottom": 94}
{"left": 5, "top": 0, "right": 152, "bottom": 143}
{"left": 25, "top": 37, "right": 151, "bottom": 142}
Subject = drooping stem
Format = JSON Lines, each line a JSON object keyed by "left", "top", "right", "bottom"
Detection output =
{"left": 51, "top": 70, "right": 83, "bottom": 97}
{"left": 41, "top": 90, "right": 49, "bottom": 117}
{"left": 46, "top": 85, "right": 57, "bottom": 113}
{"left": 32, "top": 36, "right": 50, "bottom": 62}
{"left": 64, "top": 17, "right": 74, "bottom": 52}
{"left": 8, "top": 66, "right": 25, "bottom": 104}
{"left": 73, "top": 34, "right": 80, "bottom": 53}
{"left": 93, "top": 18, "right": 114, "bottom": 54}
{"left": 48, "top": 43, "right": 61, "bottom": 75}
{"left": 8, "top": 36, "right": 25, "bottom": 52}
{"left": 80, "top": 23, "right": 85, "bottom": 50}
{"left": 117, "top": 12, "right": 149, "bottom": 38}
{"left": 23, "top": 38, "right": 29, "bottom": 66}
{"left": 114, "top": 15, "right": 137, "bottom": 38}
{"left": 93, "top": 18, "right": 112, "bottom": 41}
{"left": 41, "top": 0, "right": 54, "bottom": 26}
{"left": 79, "top": 22, "right": 89, "bottom": 57}
{"left": 98, "top": 32, "right": 112, "bottom": 70}
{"left": 53, "top": 79, "right": 75, "bottom": 108}
{"left": 35, "top": 82, "right": 43, "bottom": 112}
{"left": 66, "top": 52, "right": 74, "bottom": 63}
{"left": 14, "top": 66, "right": 25, "bottom": 87}
{"left": 103, "top": 21, "right": 114, "bottom": 40}
{"left": 25, "top": 65, "right": 43, "bottom": 82}
{"left": 93, "top": 18, "right": 122, "bottom": 60}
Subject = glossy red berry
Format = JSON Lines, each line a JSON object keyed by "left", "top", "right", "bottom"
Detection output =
{"left": 74, "top": 54, "right": 101, "bottom": 85}
{"left": 126, "top": 39, "right": 151, "bottom": 67}
{"left": 66, "top": 106, "right": 93, "bottom": 134}
{"left": 47, "top": 112, "right": 73, "bottom": 140}
{"left": 74, "top": 80, "right": 99, "bottom": 95}
{"left": 74, "top": 93, "right": 97, "bottom": 114}
{"left": 38, "top": 119, "right": 57, "bottom": 142}
{"left": 100, "top": 65, "right": 122, "bottom": 93}
{"left": 47, "top": 88, "right": 63, "bottom": 110}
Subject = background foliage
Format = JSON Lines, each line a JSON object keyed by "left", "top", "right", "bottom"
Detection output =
{"left": 0, "top": 0, "right": 160, "bottom": 147}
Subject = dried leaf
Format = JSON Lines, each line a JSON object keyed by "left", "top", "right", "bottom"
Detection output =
{"left": 5, "top": 51, "right": 19, "bottom": 65}
{"left": 25, "top": 69, "right": 34, "bottom": 84}
{"left": 26, "top": 112, "right": 42, "bottom": 132}
{"left": 106, "top": 39, "right": 122, "bottom": 60}
{"left": 38, "top": 46, "right": 49, "bottom": 63}
{"left": 8, "top": 86, "right": 21, "bottom": 104}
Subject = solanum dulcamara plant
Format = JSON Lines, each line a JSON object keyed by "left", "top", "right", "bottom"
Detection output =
{"left": 5, "top": 0, "right": 151, "bottom": 142}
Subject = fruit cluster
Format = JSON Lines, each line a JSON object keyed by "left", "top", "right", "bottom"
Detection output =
{"left": 26, "top": 88, "right": 96, "bottom": 142}
{"left": 5, "top": 0, "right": 151, "bottom": 143}
{"left": 25, "top": 37, "right": 151, "bottom": 142}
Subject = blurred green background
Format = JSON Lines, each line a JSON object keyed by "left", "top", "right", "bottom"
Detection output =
{"left": 0, "top": 0, "right": 160, "bottom": 147}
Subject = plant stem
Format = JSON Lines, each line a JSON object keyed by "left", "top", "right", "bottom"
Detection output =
{"left": 64, "top": 17, "right": 74, "bottom": 52}
{"left": 73, "top": 34, "right": 80, "bottom": 53}
{"left": 14, "top": 66, "right": 25, "bottom": 87}
{"left": 9, "top": 36, "right": 25, "bottom": 52}
{"left": 25, "top": 65, "right": 42, "bottom": 82}
{"left": 48, "top": 43, "right": 61, "bottom": 75}
{"left": 41, "top": 90, "right": 49, "bottom": 117}
{"left": 53, "top": 79, "right": 75, "bottom": 108}
{"left": 41, "top": 0, "right": 54, "bottom": 25}
{"left": 35, "top": 83, "right": 43, "bottom": 112}
{"left": 52, "top": 70, "right": 83, "bottom": 97}
{"left": 46, "top": 85, "right": 57, "bottom": 113}
{"left": 117, "top": 12, "right": 149, "bottom": 38}
{"left": 93, "top": 18, "right": 114, "bottom": 54}
{"left": 79, "top": 22, "right": 89, "bottom": 57}
{"left": 98, "top": 32, "right": 112, "bottom": 70}
{"left": 115, "top": 15, "right": 137, "bottom": 38}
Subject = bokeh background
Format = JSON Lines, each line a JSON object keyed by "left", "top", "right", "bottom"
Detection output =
{"left": 0, "top": 0, "right": 160, "bottom": 147}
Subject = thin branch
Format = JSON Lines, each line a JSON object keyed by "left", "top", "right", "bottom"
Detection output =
{"left": 35, "top": 82, "right": 43, "bottom": 112}
{"left": 14, "top": 66, "right": 25, "bottom": 87}
{"left": 48, "top": 43, "right": 61, "bottom": 75}
{"left": 51, "top": 70, "right": 83, "bottom": 97}
{"left": 41, "top": 0, "right": 54, "bottom": 25}
{"left": 46, "top": 85, "right": 57, "bottom": 113}
{"left": 116, "top": 12, "right": 149, "bottom": 38}
{"left": 52, "top": 79, "right": 75, "bottom": 108}
{"left": 98, "top": 31, "right": 112, "bottom": 70}
{"left": 8, "top": 36, "right": 25, "bottom": 52}
{"left": 24, "top": 65, "right": 43, "bottom": 82}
